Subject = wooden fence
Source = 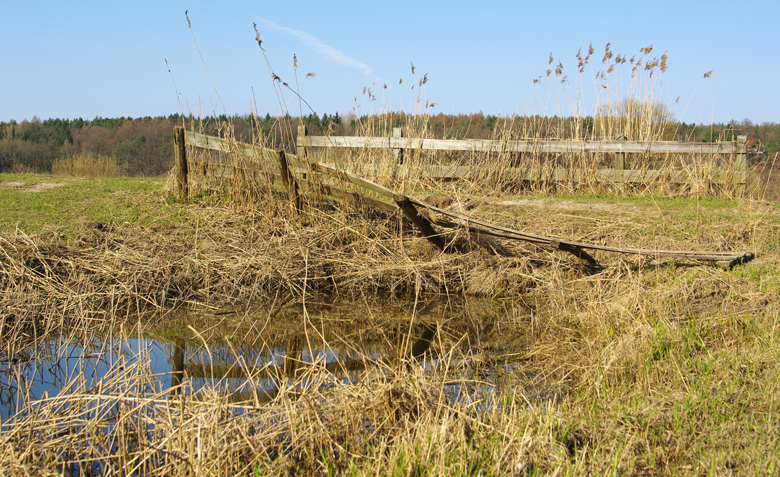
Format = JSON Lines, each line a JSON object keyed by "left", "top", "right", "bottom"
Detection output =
{"left": 296, "top": 126, "right": 747, "bottom": 186}
{"left": 172, "top": 127, "right": 754, "bottom": 268}
{"left": 176, "top": 127, "right": 748, "bottom": 197}
{"left": 177, "top": 127, "right": 747, "bottom": 189}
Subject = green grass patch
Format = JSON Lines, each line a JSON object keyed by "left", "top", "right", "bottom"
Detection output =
{"left": 0, "top": 173, "right": 188, "bottom": 238}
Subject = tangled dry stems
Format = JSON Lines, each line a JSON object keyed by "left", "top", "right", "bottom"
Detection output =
{"left": 0, "top": 195, "right": 564, "bottom": 357}
{"left": 1, "top": 162, "right": 777, "bottom": 474}
{"left": 0, "top": 352, "right": 567, "bottom": 475}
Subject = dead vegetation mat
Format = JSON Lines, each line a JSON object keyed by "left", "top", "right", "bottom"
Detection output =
{"left": 0, "top": 200, "right": 558, "bottom": 347}
{"left": 1, "top": 191, "right": 774, "bottom": 351}
{"left": 2, "top": 193, "right": 779, "bottom": 474}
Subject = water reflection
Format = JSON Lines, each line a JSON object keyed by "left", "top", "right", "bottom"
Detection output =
{"left": 1, "top": 295, "right": 551, "bottom": 422}
{"left": 0, "top": 338, "right": 171, "bottom": 421}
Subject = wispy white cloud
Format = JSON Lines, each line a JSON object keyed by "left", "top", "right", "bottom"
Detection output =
{"left": 257, "top": 18, "right": 381, "bottom": 82}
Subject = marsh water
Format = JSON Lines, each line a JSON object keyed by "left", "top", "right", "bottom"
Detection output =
{"left": 1, "top": 294, "right": 550, "bottom": 421}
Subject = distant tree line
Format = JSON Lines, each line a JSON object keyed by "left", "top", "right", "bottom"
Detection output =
{"left": 1, "top": 113, "right": 778, "bottom": 176}
{"left": 0, "top": 115, "right": 182, "bottom": 176}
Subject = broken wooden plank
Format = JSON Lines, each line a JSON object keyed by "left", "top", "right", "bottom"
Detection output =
{"left": 393, "top": 194, "right": 447, "bottom": 251}
{"left": 409, "top": 196, "right": 752, "bottom": 265}
{"left": 550, "top": 240, "right": 598, "bottom": 265}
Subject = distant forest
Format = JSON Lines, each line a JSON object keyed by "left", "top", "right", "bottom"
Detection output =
{"left": 1, "top": 113, "right": 778, "bottom": 177}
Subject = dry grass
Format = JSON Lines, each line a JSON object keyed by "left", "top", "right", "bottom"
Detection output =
{"left": 168, "top": 39, "right": 749, "bottom": 211}
{"left": 1, "top": 177, "right": 778, "bottom": 474}
{"left": 0, "top": 36, "right": 777, "bottom": 475}
{"left": 249, "top": 43, "right": 747, "bottom": 202}
{"left": 0, "top": 196, "right": 551, "bottom": 361}
{"left": 51, "top": 154, "right": 120, "bottom": 178}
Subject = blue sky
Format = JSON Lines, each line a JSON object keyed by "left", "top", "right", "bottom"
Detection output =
{"left": 1, "top": 1, "right": 777, "bottom": 125}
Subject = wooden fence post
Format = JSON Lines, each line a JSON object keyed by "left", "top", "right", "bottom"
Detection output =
{"left": 736, "top": 135, "right": 747, "bottom": 174}
{"left": 501, "top": 130, "right": 512, "bottom": 143}
{"left": 614, "top": 135, "right": 627, "bottom": 171}
{"left": 296, "top": 125, "right": 308, "bottom": 158}
{"left": 276, "top": 149, "right": 303, "bottom": 213}
{"left": 174, "top": 126, "right": 188, "bottom": 199}
{"left": 501, "top": 130, "right": 512, "bottom": 165}
{"left": 393, "top": 127, "right": 404, "bottom": 164}
{"left": 735, "top": 135, "right": 748, "bottom": 193}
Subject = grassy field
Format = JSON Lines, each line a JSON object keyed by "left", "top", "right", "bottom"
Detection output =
{"left": 0, "top": 175, "right": 182, "bottom": 237}
{"left": 1, "top": 172, "right": 779, "bottom": 475}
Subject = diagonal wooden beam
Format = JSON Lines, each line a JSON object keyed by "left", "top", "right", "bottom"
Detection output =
{"left": 393, "top": 194, "right": 446, "bottom": 251}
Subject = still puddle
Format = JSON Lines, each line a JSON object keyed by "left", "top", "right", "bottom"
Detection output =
{"left": 1, "top": 295, "right": 554, "bottom": 422}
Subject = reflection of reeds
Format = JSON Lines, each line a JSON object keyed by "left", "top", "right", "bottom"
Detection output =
{"left": 0, "top": 354, "right": 549, "bottom": 475}
{"left": 0, "top": 298, "right": 555, "bottom": 475}
{"left": 3, "top": 253, "right": 778, "bottom": 475}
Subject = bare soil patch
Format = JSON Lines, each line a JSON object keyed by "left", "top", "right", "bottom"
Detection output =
{"left": 24, "top": 181, "right": 68, "bottom": 192}
{"left": 0, "top": 180, "right": 25, "bottom": 189}
{"left": 0, "top": 180, "right": 68, "bottom": 192}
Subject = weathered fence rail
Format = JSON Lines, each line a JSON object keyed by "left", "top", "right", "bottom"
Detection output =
{"left": 299, "top": 127, "right": 744, "bottom": 155}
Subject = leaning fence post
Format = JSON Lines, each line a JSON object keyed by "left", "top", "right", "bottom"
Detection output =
{"left": 296, "top": 125, "right": 308, "bottom": 158}
{"left": 393, "top": 127, "right": 404, "bottom": 164}
{"left": 276, "top": 149, "right": 303, "bottom": 214}
{"left": 393, "top": 194, "right": 446, "bottom": 251}
{"left": 174, "top": 126, "right": 188, "bottom": 199}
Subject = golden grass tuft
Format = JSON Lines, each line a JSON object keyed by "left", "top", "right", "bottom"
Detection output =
{"left": 51, "top": 153, "right": 120, "bottom": 177}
